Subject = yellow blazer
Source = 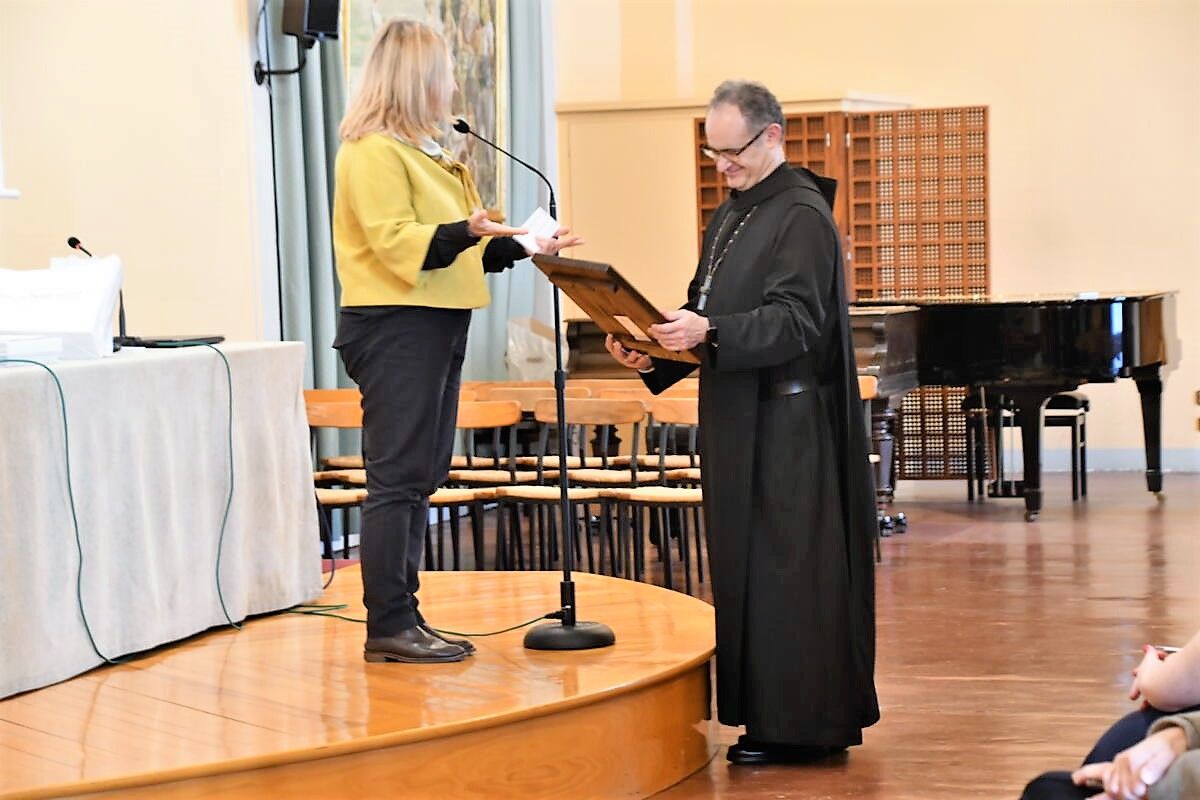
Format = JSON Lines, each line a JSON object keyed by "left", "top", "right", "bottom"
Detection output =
{"left": 333, "top": 132, "right": 492, "bottom": 309}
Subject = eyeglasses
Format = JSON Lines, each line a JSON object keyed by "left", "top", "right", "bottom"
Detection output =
{"left": 699, "top": 125, "right": 769, "bottom": 162}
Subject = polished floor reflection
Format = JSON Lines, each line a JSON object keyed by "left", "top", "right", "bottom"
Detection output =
{"left": 0, "top": 571, "right": 714, "bottom": 798}
{"left": 657, "top": 472, "right": 1199, "bottom": 799}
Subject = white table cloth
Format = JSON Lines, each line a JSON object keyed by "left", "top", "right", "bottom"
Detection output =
{"left": 0, "top": 342, "right": 322, "bottom": 698}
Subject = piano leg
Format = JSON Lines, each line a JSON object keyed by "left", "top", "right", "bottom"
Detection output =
{"left": 870, "top": 399, "right": 898, "bottom": 503}
{"left": 1133, "top": 366, "right": 1164, "bottom": 494}
{"left": 1007, "top": 389, "right": 1051, "bottom": 522}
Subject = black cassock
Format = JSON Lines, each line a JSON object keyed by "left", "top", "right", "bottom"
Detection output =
{"left": 643, "top": 164, "right": 880, "bottom": 746}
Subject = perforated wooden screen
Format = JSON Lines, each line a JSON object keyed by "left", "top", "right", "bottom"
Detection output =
{"left": 693, "top": 105, "right": 990, "bottom": 479}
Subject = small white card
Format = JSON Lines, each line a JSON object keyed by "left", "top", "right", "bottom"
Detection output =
{"left": 514, "top": 207, "right": 560, "bottom": 254}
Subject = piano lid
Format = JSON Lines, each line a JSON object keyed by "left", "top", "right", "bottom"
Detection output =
{"left": 852, "top": 290, "right": 1177, "bottom": 307}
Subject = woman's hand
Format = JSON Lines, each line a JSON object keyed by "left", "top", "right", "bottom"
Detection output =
{"left": 1072, "top": 726, "right": 1188, "bottom": 799}
{"left": 467, "top": 208, "right": 526, "bottom": 238}
{"left": 605, "top": 334, "right": 652, "bottom": 371}
{"left": 531, "top": 226, "right": 585, "bottom": 256}
{"left": 1130, "top": 645, "right": 1166, "bottom": 708}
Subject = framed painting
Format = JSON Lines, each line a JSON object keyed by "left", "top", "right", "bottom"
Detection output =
{"left": 342, "top": 0, "right": 508, "bottom": 214}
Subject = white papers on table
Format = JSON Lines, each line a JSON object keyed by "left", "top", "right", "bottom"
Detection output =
{"left": 514, "top": 207, "right": 560, "bottom": 255}
{"left": 0, "top": 255, "right": 122, "bottom": 360}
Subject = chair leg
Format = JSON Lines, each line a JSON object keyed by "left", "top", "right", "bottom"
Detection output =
{"left": 470, "top": 502, "right": 485, "bottom": 569}
{"left": 692, "top": 505, "right": 705, "bottom": 585}
{"left": 317, "top": 503, "right": 334, "bottom": 561}
{"left": 449, "top": 506, "right": 461, "bottom": 570}
{"left": 657, "top": 510, "right": 676, "bottom": 592}
{"left": 679, "top": 505, "right": 693, "bottom": 595}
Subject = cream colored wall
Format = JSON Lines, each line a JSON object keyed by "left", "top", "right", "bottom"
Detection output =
{"left": 554, "top": 0, "right": 1200, "bottom": 466}
{"left": 0, "top": 0, "right": 275, "bottom": 341}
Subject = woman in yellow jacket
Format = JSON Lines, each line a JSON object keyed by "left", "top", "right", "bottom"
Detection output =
{"left": 332, "top": 18, "right": 580, "bottom": 664}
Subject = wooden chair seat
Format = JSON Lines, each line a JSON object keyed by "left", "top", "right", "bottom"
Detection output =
{"left": 494, "top": 485, "right": 604, "bottom": 502}
{"left": 313, "top": 468, "right": 366, "bottom": 485}
{"left": 663, "top": 467, "right": 702, "bottom": 483}
{"left": 566, "top": 468, "right": 662, "bottom": 485}
{"left": 609, "top": 486, "right": 703, "bottom": 504}
{"left": 446, "top": 469, "right": 555, "bottom": 485}
{"left": 429, "top": 487, "right": 496, "bottom": 505}
{"left": 315, "top": 487, "right": 367, "bottom": 506}
{"left": 611, "top": 454, "right": 699, "bottom": 469}
{"left": 512, "top": 455, "right": 602, "bottom": 468}
{"left": 321, "top": 454, "right": 363, "bottom": 470}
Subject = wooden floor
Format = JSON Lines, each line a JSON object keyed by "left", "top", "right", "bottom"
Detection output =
{"left": 0, "top": 571, "right": 715, "bottom": 799}
{"left": 4, "top": 472, "right": 1195, "bottom": 799}
{"left": 659, "top": 472, "right": 1200, "bottom": 799}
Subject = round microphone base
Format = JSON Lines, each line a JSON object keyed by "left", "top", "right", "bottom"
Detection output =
{"left": 523, "top": 620, "right": 616, "bottom": 651}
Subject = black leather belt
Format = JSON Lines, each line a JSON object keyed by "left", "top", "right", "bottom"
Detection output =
{"left": 760, "top": 377, "right": 817, "bottom": 400}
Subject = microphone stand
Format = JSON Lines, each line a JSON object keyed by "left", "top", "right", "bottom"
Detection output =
{"left": 454, "top": 131, "right": 613, "bottom": 649}
{"left": 69, "top": 237, "right": 129, "bottom": 351}
{"left": 522, "top": 190, "right": 615, "bottom": 650}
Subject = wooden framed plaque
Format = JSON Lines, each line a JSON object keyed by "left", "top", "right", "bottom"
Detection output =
{"left": 532, "top": 254, "right": 702, "bottom": 364}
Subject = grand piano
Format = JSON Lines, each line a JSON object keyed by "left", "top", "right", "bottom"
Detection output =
{"left": 851, "top": 291, "right": 1180, "bottom": 520}
{"left": 569, "top": 291, "right": 1179, "bottom": 521}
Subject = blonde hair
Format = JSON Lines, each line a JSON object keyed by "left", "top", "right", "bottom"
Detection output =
{"left": 339, "top": 18, "right": 454, "bottom": 143}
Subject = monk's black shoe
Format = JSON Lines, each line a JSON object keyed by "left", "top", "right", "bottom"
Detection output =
{"left": 726, "top": 735, "right": 847, "bottom": 765}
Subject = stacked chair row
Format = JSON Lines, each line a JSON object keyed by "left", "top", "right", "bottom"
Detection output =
{"left": 304, "top": 380, "right": 707, "bottom": 595}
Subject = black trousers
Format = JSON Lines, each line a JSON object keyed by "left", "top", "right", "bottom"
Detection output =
{"left": 334, "top": 305, "right": 471, "bottom": 638}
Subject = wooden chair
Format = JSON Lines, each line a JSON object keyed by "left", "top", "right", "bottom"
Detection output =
{"left": 304, "top": 398, "right": 366, "bottom": 559}
{"left": 605, "top": 485, "right": 704, "bottom": 594}
{"left": 426, "top": 487, "right": 498, "bottom": 571}
{"left": 445, "top": 400, "right": 551, "bottom": 488}
{"left": 314, "top": 387, "right": 475, "bottom": 470}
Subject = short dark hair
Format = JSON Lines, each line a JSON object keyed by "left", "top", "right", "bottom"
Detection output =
{"left": 709, "top": 80, "right": 785, "bottom": 135}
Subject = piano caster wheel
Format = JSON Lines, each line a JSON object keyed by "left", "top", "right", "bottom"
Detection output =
{"left": 893, "top": 512, "right": 908, "bottom": 533}
{"left": 1024, "top": 510, "right": 1039, "bottom": 522}
{"left": 1155, "top": 492, "right": 1166, "bottom": 503}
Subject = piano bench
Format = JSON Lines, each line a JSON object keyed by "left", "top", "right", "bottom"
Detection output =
{"left": 962, "top": 390, "right": 1089, "bottom": 503}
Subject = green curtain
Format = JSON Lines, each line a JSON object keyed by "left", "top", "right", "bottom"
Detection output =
{"left": 462, "top": 0, "right": 557, "bottom": 380}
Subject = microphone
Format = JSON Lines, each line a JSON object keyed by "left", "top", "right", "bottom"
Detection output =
{"left": 68, "top": 235, "right": 127, "bottom": 347}
{"left": 67, "top": 236, "right": 93, "bottom": 258}
{"left": 452, "top": 118, "right": 557, "bottom": 219}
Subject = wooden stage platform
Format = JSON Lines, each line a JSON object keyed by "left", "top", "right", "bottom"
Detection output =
{"left": 1, "top": 569, "right": 716, "bottom": 799}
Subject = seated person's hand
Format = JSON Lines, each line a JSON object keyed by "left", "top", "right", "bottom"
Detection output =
{"left": 1071, "top": 726, "right": 1188, "bottom": 799}
{"left": 605, "top": 334, "right": 652, "bottom": 371}
{"left": 1130, "top": 645, "right": 1167, "bottom": 709}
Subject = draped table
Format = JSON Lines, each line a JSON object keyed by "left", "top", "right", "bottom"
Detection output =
{"left": 0, "top": 342, "right": 322, "bottom": 698}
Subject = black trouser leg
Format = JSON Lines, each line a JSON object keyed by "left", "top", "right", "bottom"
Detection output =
{"left": 335, "top": 306, "right": 470, "bottom": 639}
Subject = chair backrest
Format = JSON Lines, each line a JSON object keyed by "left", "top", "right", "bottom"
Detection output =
{"left": 304, "top": 387, "right": 361, "bottom": 404}
{"left": 466, "top": 380, "right": 553, "bottom": 396}
{"left": 456, "top": 400, "right": 523, "bottom": 429}
{"left": 533, "top": 398, "right": 645, "bottom": 426}
{"left": 305, "top": 400, "right": 363, "bottom": 429}
{"left": 483, "top": 385, "right": 589, "bottom": 411}
{"left": 596, "top": 387, "right": 654, "bottom": 402}
{"left": 565, "top": 378, "right": 644, "bottom": 396}
{"left": 661, "top": 379, "right": 699, "bottom": 397}
{"left": 533, "top": 398, "right": 647, "bottom": 474}
{"left": 455, "top": 400, "right": 524, "bottom": 471}
{"left": 649, "top": 397, "right": 698, "bottom": 427}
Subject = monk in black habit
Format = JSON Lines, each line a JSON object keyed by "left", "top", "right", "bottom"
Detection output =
{"left": 606, "top": 80, "right": 880, "bottom": 765}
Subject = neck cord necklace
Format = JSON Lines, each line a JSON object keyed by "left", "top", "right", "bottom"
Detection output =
{"left": 697, "top": 205, "right": 757, "bottom": 311}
